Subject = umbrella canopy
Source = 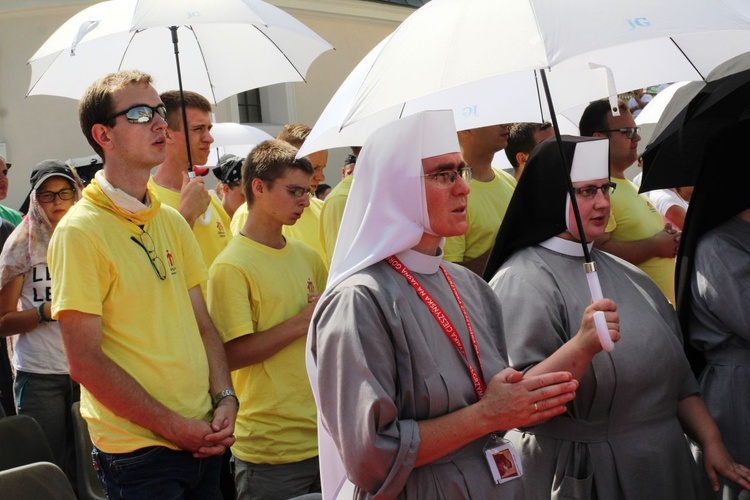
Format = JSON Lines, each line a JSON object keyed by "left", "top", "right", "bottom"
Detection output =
{"left": 27, "top": 0, "right": 333, "bottom": 104}
{"left": 640, "top": 52, "right": 750, "bottom": 192}
{"left": 210, "top": 122, "right": 274, "bottom": 148}
{"left": 338, "top": 0, "right": 750, "bottom": 131}
{"left": 635, "top": 82, "right": 691, "bottom": 126}
{"left": 300, "top": 0, "right": 750, "bottom": 158}
{"left": 208, "top": 122, "right": 273, "bottom": 165}
{"left": 298, "top": 36, "right": 557, "bottom": 157}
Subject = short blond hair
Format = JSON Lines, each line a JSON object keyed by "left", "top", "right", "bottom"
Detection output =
{"left": 276, "top": 123, "right": 311, "bottom": 149}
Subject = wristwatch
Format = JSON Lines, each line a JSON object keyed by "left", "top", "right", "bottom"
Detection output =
{"left": 213, "top": 389, "right": 240, "bottom": 409}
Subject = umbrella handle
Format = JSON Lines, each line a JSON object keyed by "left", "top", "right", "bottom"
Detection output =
{"left": 585, "top": 266, "right": 614, "bottom": 352}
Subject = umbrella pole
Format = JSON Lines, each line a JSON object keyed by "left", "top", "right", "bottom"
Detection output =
{"left": 170, "top": 26, "right": 194, "bottom": 175}
{"left": 539, "top": 70, "right": 591, "bottom": 262}
{"left": 539, "top": 69, "right": 614, "bottom": 352}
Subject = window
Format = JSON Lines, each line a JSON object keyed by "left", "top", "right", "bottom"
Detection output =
{"left": 237, "top": 89, "right": 262, "bottom": 123}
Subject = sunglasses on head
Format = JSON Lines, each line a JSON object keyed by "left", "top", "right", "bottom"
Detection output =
{"left": 104, "top": 104, "right": 167, "bottom": 125}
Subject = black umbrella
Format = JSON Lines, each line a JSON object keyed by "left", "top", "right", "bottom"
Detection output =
{"left": 673, "top": 120, "right": 750, "bottom": 376}
{"left": 637, "top": 52, "right": 750, "bottom": 375}
{"left": 640, "top": 52, "right": 750, "bottom": 193}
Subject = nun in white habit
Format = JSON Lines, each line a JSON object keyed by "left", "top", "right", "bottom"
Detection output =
{"left": 484, "top": 136, "right": 750, "bottom": 499}
{"left": 308, "top": 110, "right": 580, "bottom": 499}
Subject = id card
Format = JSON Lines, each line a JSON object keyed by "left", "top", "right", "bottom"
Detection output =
{"left": 484, "top": 440, "right": 523, "bottom": 484}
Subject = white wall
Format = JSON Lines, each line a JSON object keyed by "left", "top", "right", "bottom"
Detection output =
{"left": 0, "top": 0, "right": 410, "bottom": 210}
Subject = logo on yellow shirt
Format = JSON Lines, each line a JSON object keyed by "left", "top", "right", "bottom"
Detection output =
{"left": 166, "top": 249, "right": 178, "bottom": 275}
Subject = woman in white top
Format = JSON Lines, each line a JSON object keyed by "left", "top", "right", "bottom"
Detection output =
{"left": 0, "top": 160, "right": 81, "bottom": 487}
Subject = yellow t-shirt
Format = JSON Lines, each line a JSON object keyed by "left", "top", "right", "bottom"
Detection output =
{"left": 231, "top": 196, "right": 326, "bottom": 264}
{"left": 48, "top": 186, "right": 212, "bottom": 454}
{"left": 230, "top": 201, "right": 247, "bottom": 236}
{"left": 320, "top": 176, "right": 353, "bottom": 268}
{"left": 208, "top": 235, "right": 327, "bottom": 464}
{"left": 608, "top": 177, "right": 675, "bottom": 304}
{"left": 149, "top": 178, "right": 232, "bottom": 269}
{"left": 444, "top": 168, "right": 516, "bottom": 262}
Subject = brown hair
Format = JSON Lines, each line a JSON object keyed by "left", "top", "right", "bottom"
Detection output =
{"left": 160, "top": 90, "right": 212, "bottom": 132}
{"left": 242, "top": 139, "right": 312, "bottom": 204}
{"left": 78, "top": 70, "right": 153, "bottom": 156}
{"left": 505, "top": 122, "right": 550, "bottom": 169}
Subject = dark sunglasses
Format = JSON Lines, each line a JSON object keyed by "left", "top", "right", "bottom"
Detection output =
{"left": 105, "top": 104, "right": 167, "bottom": 125}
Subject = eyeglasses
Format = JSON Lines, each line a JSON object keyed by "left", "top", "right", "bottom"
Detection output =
{"left": 573, "top": 182, "right": 617, "bottom": 199}
{"left": 262, "top": 179, "right": 310, "bottom": 198}
{"left": 599, "top": 126, "right": 640, "bottom": 139}
{"left": 422, "top": 166, "right": 473, "bottom": 186}
{"left": 105, "top": 104, "right": 168, "bottom": 125}
{"left": 130, "top": 229, "right": 167, "bottom": 280}
{"left": 37, "top": 188, "right": 76, "bottom": 204}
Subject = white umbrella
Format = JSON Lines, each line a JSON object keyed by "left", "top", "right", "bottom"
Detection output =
{"left": 28, "top": 0, "right": 332, "bottom": 170}
{"left": 208, "top": 122, "right": 274, "bottom": 165}
{"left": 27, "top": 0, "right": 333, "bottom": 104}
{"left": 634, "top": 82, "right": 692, "bottom": 153}
{"left": 636, "top": 82, "right": 692, "bottom": 126}
{"left": 340, "top": 0, "right": 750, "bottom": 130}
{"left": 210, "top": 122, "right": 274, "bottom": 148}
{"left": 299, "top": 36, "right": 557, "bottom": 157}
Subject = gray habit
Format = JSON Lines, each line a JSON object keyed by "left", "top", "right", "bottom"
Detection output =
{"left": 689, "top": 217, "right": 750, "bottom": 480}
{"left": 312, "top": 260, "right": 525, "bottom": 499}
{"left": 490, "top": 245, "right": 704, "bottom": 500}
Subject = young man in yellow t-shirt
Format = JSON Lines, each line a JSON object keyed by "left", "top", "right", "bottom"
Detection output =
{"left": 48, "top": 70, "right": 237, "bottom": 498}
{"left": 580, "top": 99, "right": 680, "bottom": 304}
{"left": 444, "top": 124, "right": 517, "bottom": 276}
{"left": 208, "top": 139, "right": 327, "bottom": 499}
{"left": 150, "top": 90, "right": 232, "bottom": 271}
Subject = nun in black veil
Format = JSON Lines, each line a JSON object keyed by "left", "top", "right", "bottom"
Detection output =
{"left": 483, "top": 135, "right": 750, "bottom": 499}
{"left": 675, "top": 119, "right": 750, "bottom": 499}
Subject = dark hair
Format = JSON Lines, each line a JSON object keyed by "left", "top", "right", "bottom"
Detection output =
{"left": 505, "top": 122, "right": 550, "bottom": 169}
{"left": 160, "top": 90, "right": 212, "bottom": 132}
{"left": 242, "top": 139, "right": 313, "bottom": 204}
{"left": 579, "top": 99, "right": 629, "bottom": 137}
{"left": 79, "top": 70, "right": 153, "bottom": 157}
{"left": 315, "top": 183, "right": 331, "bottom": 198}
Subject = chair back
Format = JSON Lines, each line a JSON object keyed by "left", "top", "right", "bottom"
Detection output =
{"left": 0, "top": 414, "right": 55, "bottom": 471}
{"left": 0, "top": 461, "right": 76, "bottom": 500}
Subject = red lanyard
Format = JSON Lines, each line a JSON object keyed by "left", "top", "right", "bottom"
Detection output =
{"left": 385, "top": 255, "right": 487, "bottom": 401}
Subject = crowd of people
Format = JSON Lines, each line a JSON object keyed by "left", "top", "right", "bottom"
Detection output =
{"left": 0, "top": 68, "right": 748, "bottom": 500}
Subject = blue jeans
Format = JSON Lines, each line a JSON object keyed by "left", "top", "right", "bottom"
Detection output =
{"left": 93, "top": 445, "right": 222, "bottom": 500}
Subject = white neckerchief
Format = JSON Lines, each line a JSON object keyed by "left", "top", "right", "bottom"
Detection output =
{"left": 95, "top": 170, "right": 151, "bottom": 213}
{"left": 395, "top": 247, "right": 443, "bottom": 275}
{"left": 539, "top": 236, "right": 593, "bottom": 257}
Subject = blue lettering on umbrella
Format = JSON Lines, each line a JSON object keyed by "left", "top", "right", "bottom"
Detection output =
{"left": 627, "top": 17, "right": 651, "bottom": 30}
